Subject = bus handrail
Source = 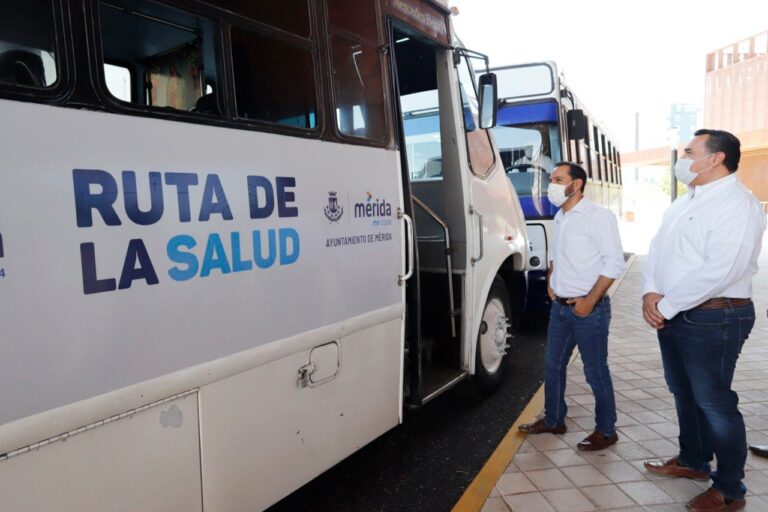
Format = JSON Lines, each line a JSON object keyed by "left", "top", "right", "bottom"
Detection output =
{"left": 398, "top": 209, "right": 415, "bottom": 286}
{"left": 469, "top": 205, "right": 484, "bottom": 266}
{"left": 411, "top": 196, "right": 456, "bottom": 338}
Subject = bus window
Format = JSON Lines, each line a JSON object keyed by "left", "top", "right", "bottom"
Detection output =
{"left": 215, "top": 0, "right": 310, "bottom": 37}
{"left": 582, "top": 120, "right": 592, "bottom": 178}
{"left": 328, "top": 0, "right": 386, "bottom": 141}
{"left": 592, "top": 126, "right": 601, "bottom": 181}
{"left": 457, "top": 55, "right": 495, "bottom": 175}
{"left": 99, "top": 0, "right": 219, "bottom": 114}
{"left": 609, "top": 141, "right": 616, "bottom": 183}
{"left": 571, "top": 138, "right": 581, "bottom": 168}
{"left": 328, "top": 0, "right": 378, "bottom": 43}
{"left": 104, "top": 63, "right": 131, "bottom": 102}
{"left": 606, "top": 141, "right": 612, "bottom": 183}
{"left": 601, "top": 133, "right": 610, "bottom": 182}
{"left": 561, "top": 108, "right": 571, "bottom": 161}
{"left": 231, "top": 26, "right": 317, "bottom": 128}
{"left": 397, "top": 38, "right": 442, "bottom": 181}
{"left": 0, "top": 0, "right": 58, "bottom": 89}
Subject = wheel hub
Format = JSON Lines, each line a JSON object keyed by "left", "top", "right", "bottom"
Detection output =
{"left": 492, "top": 316, "right": 511, "bottom": 358}
{"left": 479, "top": 297, "right": 512, "bottom": 374}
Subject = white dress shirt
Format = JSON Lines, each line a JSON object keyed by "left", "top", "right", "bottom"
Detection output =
{"left": 642, "top": 173, "right": 766, "bottom": 319}
{"left": 550, "top": 197, "right": 626, "bottom": 297}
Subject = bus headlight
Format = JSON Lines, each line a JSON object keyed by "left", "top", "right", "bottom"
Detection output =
{"left": 530, "top": 256, "right": 541, "bottom": 267}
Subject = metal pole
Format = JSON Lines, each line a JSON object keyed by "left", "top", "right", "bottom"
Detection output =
{"left": 634, "top": 113, "right": 640, "bottom": 182}
{"left": 670, "top": 147, "right": 678, "bottom": 201}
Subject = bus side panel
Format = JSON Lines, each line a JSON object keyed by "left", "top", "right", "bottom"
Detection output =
{"left": 0, "top": 100, "right": 403, "bottom": 441}
{"left": 0, "top": 393, "right": 201, "bottom": 512}
{"left": 524, "top": 222, "right": 552, "bottom": 311}
{"left": 199, "top": 318, "right": 402, "bottom": 511}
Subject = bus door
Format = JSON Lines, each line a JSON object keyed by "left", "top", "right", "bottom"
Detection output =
{"left": 390, "top": 28, "right": 469, "bottom": 406}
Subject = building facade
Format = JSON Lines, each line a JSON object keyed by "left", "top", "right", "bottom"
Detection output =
{"left": 705, "top": 31, "right": 768, "bottom": 200}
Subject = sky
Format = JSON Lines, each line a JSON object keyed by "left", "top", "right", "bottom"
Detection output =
{"left": 452, "top": 0, "right": 768, "bottom": 152}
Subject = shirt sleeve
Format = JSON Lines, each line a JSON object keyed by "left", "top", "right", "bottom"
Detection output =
{"left": 641, "top": 230, "right": 663, "bottom": 296}
{"left": 642, "top": 198, "right": 683, "bottom": 296}
{"left": 656, "top": 199, "right": 766, "bottom": 319}
{"left": 593, "top": 209, "right": 625, "bottom": 279}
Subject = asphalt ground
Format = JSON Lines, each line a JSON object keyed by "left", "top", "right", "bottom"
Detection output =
{"left": 267, "top": 314, "right": 548, "bottom": 512}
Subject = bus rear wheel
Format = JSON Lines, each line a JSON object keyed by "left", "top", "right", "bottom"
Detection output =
{"left": 473, "top": 276, "right": 513, "bottom": 395}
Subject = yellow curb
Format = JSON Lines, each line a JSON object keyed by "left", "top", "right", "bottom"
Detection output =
{"left": 452, "top": 253, "right": 638, "bottom": 512}
{"left": 451, "top": 384, "right": 544, "bottom": 512}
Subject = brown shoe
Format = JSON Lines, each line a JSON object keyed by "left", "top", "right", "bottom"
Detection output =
{"left": 518, "top": 418, "right": 566, "bottom": 435}
{"left": 644, "top": 457, "right": 710, "bottom": 481}
{"left": 686, "top": 487, "right": 745, "bottom": 512}
{"left": 576, "top": 431, "right": 618, "bottom": 451}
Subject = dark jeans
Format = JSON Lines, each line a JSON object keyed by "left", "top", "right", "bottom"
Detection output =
{"left": 658, "top": 302, "right": 755, "bottom": 500}
{"left": 544, "top": 299, "right": 616, "bottom": 436}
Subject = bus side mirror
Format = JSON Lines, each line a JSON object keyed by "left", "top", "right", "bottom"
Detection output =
{"left": 478, "top": 73, "right": 498, "bottom": 129}
{"left": 567, "top": 109, "right": 586, "bottom": 140}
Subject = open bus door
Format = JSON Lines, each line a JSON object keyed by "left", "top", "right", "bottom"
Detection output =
{"left": 390, "top": 27, "right": 463, "bottom": 407}
{"left": 387, "top": 1, "right": 519, "bottom": 406}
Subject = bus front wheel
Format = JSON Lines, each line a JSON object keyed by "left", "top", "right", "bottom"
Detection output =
{"left": 473, "top": 276, "right": 513, "bottom": 395}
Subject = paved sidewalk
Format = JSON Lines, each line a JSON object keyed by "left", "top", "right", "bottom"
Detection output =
{"left": 481, "top": 254, "right": 768, "bottom": 511}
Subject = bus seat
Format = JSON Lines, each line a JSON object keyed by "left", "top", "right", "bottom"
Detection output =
{"left": 191, "top": 93, "right": 218, "bottom": 114}
{"left": 0, "top": 50, "right": 46, "bottom": 88}
{"left": 423, "top": 157, "right": 443, "bottom": 178}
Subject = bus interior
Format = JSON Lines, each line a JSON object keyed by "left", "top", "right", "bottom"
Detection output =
{"left": 0, "top": 0, "right": 57, "bottom": 88}
{"left": 99, "top": 0, "right": 219, "bottom": 112}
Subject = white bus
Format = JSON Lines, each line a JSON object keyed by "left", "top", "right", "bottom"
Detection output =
{"left": 0, "top": 1, "right": 528, "bottom": 510}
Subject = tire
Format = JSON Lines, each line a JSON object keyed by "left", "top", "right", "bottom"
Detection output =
{"left": 473, "top": 276, "right": 513, "bottom": 396}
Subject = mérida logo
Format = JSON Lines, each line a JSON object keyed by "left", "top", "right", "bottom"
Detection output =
{"left": 354, "top": 191, "right": 392, "bottom": 218}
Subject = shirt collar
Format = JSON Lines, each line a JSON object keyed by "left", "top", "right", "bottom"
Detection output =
{"left": 564, "top": 196, "right": 592, "bottom": 215}
{"left": 688, "top": 173, "right": 738, "bottom": 199}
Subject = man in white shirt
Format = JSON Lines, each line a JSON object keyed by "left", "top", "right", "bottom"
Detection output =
{"left": 641, "top": 129, "right": 765, "bottom": 512}
{"left": 519, "top": 162, "right": 625, "bottom": 451}
{"left": 513, "top": 144, "right": 555, "bottom": 173}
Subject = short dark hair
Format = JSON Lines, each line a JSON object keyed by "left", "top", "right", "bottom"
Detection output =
{"left": 554, "top": 161, "right": 587, "bottom": 192}
{"left": 694, "top": 129, "right": 741, "bottom": 172}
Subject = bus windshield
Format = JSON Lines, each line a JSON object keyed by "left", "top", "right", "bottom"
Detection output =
{"left": 494, "top": 63, "right": 555, "bottom": 99}
{"left": 494, "top": 122, "right": 561, "bottom": 196}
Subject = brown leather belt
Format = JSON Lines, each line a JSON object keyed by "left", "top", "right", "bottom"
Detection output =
{"left": 554, "top": 296, "right": 608, "bottom": 306}
{"left": 695, "top": 297, "right": 752, "bottom": 310}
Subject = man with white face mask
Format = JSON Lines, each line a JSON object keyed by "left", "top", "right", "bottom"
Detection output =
{"left": 519, "top": 162, "right": 625, "bottom": 451}
{"left": 641, "top": 129, "right": 765, "bottom": 512}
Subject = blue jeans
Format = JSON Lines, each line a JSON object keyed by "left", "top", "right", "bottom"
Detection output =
{"left": 544, "top": 299, "right": 616, "bottom": 436}
{"left": 658, "top": 302, "right": 755, "bottom": 500}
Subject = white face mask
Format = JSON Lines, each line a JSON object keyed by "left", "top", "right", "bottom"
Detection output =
{"left": 674, "top": 154, "right": 713, "bottom": 185}
{"left": 548, "top": 182, "right": 572, "bottom": 207}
